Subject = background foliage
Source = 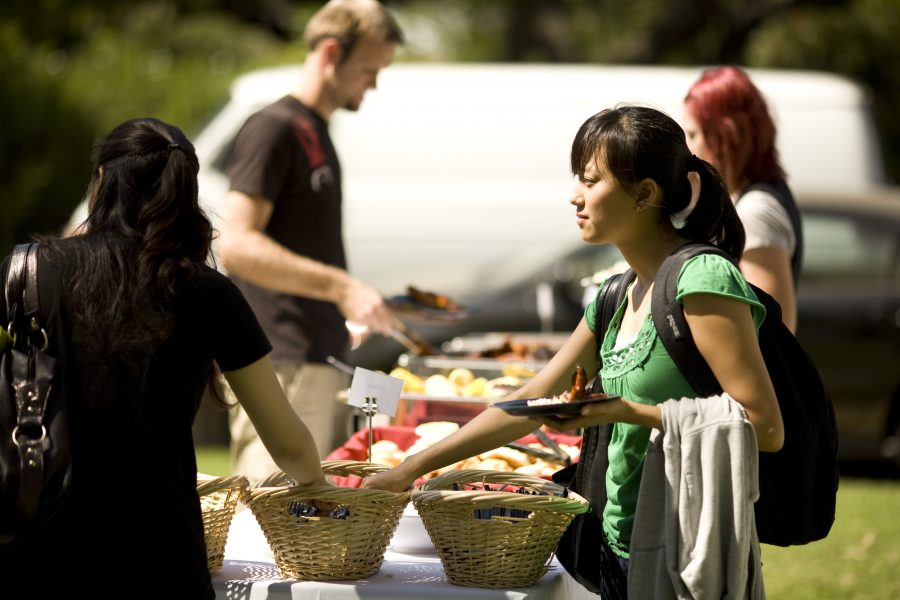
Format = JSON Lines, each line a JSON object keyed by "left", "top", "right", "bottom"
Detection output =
{"left": 1, "top": 0, "right": 898, "bottom": 254}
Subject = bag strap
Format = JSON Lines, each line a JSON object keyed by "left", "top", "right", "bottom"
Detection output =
{"left": 6, "top": 243, "right": 51, "bottom": 520}
{"left": 5, "top": 243, "right": 43, "bottom": 347}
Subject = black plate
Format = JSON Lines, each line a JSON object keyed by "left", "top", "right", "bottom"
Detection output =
{"left": 387, "top": 295, "right": 470, "bottom": 322}
{"left": 492, "top": 394, "right": 620, "bottom": 417}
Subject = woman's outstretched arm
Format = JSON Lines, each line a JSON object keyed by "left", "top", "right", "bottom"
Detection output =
{"left": 223, "top": 355, "right": 327, "bottom": 485}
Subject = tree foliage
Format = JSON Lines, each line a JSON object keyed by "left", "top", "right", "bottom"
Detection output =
{"left": 0, "top": 0, "right": 300, "bottom": 254}
{"left": 1, "top": 0, "right": 897, "bottom": 254}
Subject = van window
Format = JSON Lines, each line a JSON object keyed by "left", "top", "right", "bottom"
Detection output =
{"left": 802, "top": 211, "right": 898, "bottom": 288}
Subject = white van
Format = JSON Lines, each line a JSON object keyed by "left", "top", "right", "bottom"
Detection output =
{"left": 192, "top": 63, "right": 886, "bottom": 302}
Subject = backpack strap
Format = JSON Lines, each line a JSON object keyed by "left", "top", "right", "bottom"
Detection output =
{"left": 591, "top": 270, "right": 634, "bottom": 388}
{"left": 650, "top": 243, "right": 729, "bottom": 398}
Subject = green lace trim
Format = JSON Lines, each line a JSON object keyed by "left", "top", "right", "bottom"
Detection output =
{"left": 599, "top": 297, "right": 656, "bottom": 379}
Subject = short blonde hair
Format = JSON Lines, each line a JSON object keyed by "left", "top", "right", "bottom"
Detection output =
{"left": 304, "top": 0, "right": 404, "bottom": 58}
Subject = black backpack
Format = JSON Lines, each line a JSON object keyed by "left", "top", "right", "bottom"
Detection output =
{"left": 554, "top": 243, "right": 839, "bottom": 591}
{"left": 649, "top": 242, "right": 838, "bottom": 546}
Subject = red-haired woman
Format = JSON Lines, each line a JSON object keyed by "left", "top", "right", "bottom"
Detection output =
{"left": 683, "top": 65, "right": 802, "bottom": 332}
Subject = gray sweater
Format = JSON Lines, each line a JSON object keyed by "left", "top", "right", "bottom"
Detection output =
{"left": 628, "top": 394, "right": 765, "bottom": 599}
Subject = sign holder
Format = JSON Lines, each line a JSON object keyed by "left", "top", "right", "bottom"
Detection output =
{"left": 363, "top": 396, "right": 378, "bottom": 461}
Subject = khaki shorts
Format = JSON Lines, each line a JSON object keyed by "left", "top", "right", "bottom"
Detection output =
{"left": 227, "top": 362, "right": 351, "bottom": 483}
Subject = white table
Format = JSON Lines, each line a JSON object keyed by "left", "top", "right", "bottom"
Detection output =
{"left": 212, "top": 508, "right": 597, "bottom": 599}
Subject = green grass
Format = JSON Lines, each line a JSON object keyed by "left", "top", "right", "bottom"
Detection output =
{"left": 195, "top": 445, "right": 899, "bottom": 597}
{"left": 196, "top": 445, "right": 231, "bottom": 477}
{"left": 761, "top": 478, "right": 900, "bottom": 599}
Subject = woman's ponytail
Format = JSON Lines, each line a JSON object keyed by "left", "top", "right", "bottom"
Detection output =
{"left": 678, "top": 155, "right": 745, "bottom": 261}
{"left": 136, "top": 139, "right": 212, "bottom": 303}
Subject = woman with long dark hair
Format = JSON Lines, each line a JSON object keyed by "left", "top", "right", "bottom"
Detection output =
{"left": 0, "top": 118, "right": 327, "bottom": 597}
{"left": 366, "top": 106, "right": 783, "bottom": 597}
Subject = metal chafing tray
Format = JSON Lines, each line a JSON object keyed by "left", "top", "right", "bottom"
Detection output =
{"left": 439, "top": 332, "right": 570, "bottom": 356}
{"left": 395, "top": 332, "right": 568, "bottom": 377}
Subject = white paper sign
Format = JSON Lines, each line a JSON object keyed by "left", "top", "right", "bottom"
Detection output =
{"left": 347, "top": 367, "right": 403, "bottom": 418}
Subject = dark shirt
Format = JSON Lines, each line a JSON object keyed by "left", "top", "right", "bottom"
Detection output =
{"left": 228, "top": 95, "right": 350, "bottom": 365}
{"left": 0, "top": 241, "right": 271, "bottom": 598}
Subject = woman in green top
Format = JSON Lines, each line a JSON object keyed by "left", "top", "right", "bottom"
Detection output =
{"left": 365, "top": 105, "right": 784, "bottom": 596}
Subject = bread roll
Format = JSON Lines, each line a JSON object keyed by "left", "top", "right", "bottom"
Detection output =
{"left": 479, "top": 446, "right": 532, "bottom": 469}
{"left": 447, "top": 367, "right": 475, "bottom": 388}
{"left": 371, "top": 440, "right": 400, "bottom": 454}
{"left": 514, "top": 461, "right": 557, "bottom": 477}
{"left": 414, "top": 420, "right": 460, "bottom": 441}
{"left": 474, "top": 458, "right": 514, "bottom": 472}
{"left": 482, "top": 376, "right": 525, "bottom": 399}
{"left": 424, "top": 374, "right": 458, "bottom": 397}
{"left": 460, "top": 376, "right": 488, "bottom": 397}
{"left": 389, "top": 367, "right": 426, "bottom": 393}
{"left": 371, "top": 452, "right": 402, "bottom": 467}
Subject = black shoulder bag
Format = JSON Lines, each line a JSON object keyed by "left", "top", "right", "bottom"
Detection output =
{"left": 0, "top": 243, "right": 72, "bottom": 538}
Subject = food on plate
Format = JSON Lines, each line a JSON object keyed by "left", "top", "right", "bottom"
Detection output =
{"left": 407, "top": 285, "right": 462, "bottom": 312}
{"left": 524, "top": 364, "right": 588, "bottom": 406}
{"left": 570, "top": 364, "right": 587, "bottom": 400}
{"left": 525, "top": 396, "right": 567, "bottom": 407}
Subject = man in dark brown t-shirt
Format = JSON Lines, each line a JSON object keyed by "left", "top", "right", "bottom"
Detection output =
{"left": 218, "top": 0, "right": 404, "bottom": 479}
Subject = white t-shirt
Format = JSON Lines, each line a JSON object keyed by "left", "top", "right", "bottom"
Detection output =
{"left": 734, "top": 188, "right": 796, "bottom": 255}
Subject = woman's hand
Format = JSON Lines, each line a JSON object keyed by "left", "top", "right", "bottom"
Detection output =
{"left": 535, "top": 397, "right": 621, "bottom": 432}
{"left": 536, "top": 397, "right": 661, "bottom": 433}
{"left": 363, "top": 464, "right": 416, "bottom": 493}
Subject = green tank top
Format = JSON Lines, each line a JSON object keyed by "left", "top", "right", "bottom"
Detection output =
{"left": 584, "top": 254, "right": 765, "bottom": 557}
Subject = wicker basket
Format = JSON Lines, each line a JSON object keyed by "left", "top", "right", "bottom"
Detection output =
{"left": 197, "top": 473, "right": 249, "bottom": 570}
{"left": 242, "top": 460, "right": 410, "bottom": 580}
{"left": 413, "top": 469, "right": 589, "bottom": 588}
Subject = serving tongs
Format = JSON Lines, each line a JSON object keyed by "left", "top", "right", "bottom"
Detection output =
{"left": 345, "top": 317, "right": 439, "bottom": 356}
{"left": 505, "top": 428, "right": 572, "bottom": 466}
{"left": 390, "top": 318, "right": 439, "bottom": 356}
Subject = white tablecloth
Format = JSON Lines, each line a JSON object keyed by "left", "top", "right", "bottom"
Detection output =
{"left": 212, "top": 507, "right": 596, "bottom": 600}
